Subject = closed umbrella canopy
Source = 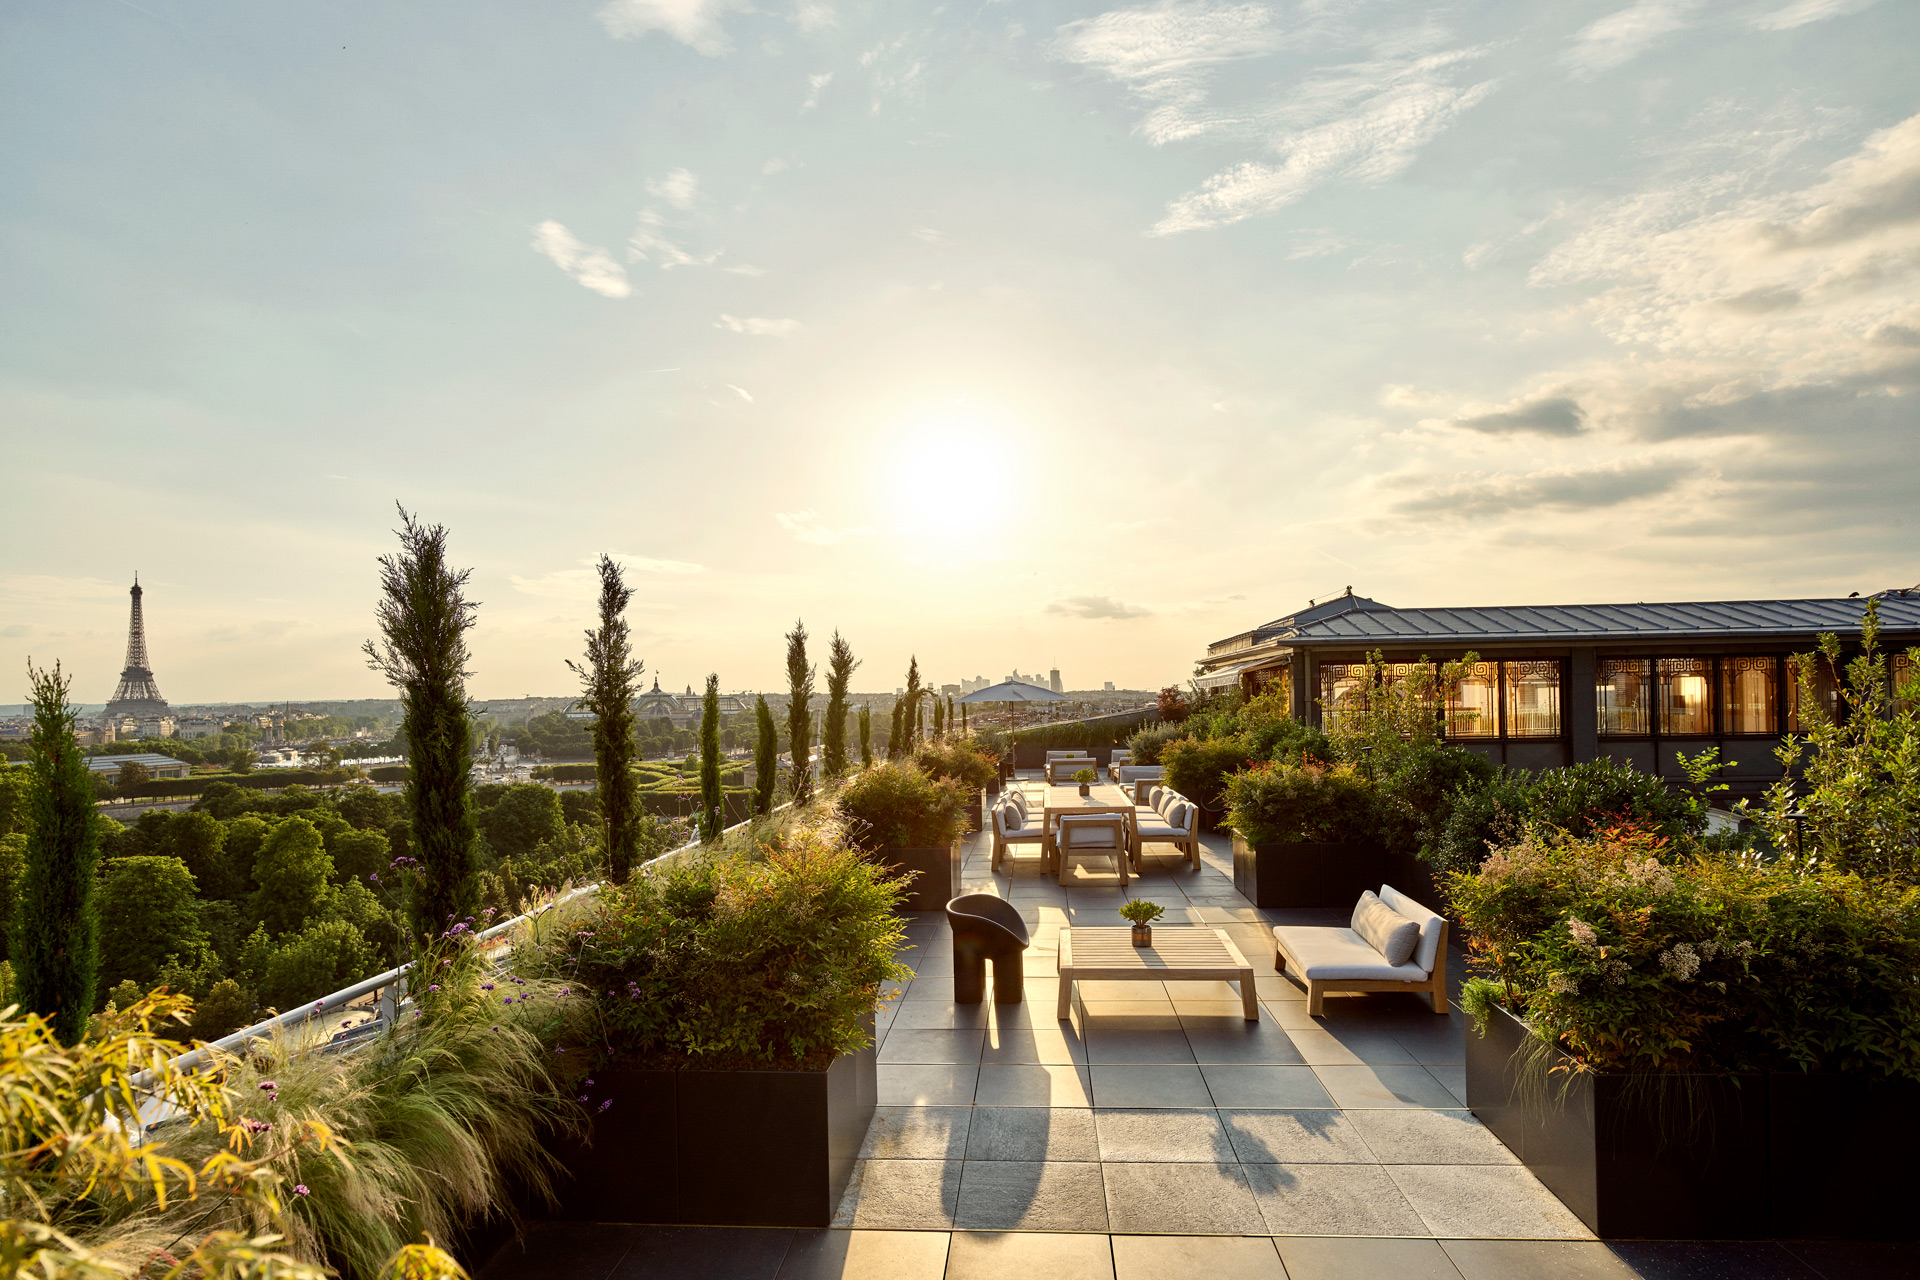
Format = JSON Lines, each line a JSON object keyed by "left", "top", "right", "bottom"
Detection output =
{"left": 957, "top": 680, "right": 1069, "bottom": 704}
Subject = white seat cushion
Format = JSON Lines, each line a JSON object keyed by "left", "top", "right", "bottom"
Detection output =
{"left": 1352, "top": 891, "right": 1421, "bottom": 966}
{"left": 1059, "top": 816, "right": 1122, "bottom": 848}
{"left": 1273, "top": 925, "right": 1429, "bottom": 981}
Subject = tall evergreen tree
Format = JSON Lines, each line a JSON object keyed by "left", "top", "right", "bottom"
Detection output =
{"left": 949, "top": 695, "right": 957, "bottom": 736}
{"left": 961, "top": 702, "right": 969, "bottom": 734}
{"left": 822, "top": 629, "right": 859, "bottom": 779}
{"left": 784, "top": 619, "right": 816, "bottom": 804}
{"left": 858, "top": 704, "right": 873, "bottom": 767}
{"left": 899, "top": 656, "right": 924, "bottom": 756}
{"left": 363, "top": 506, "right": 479, "bottom": 948}
{"left": 699, "top": 674, "right": 723, "bottom": 840}
{"left": 932, "top": 696, "right": 945, "bottom": 740}
{"left": 566, "top": 554, "right": 644, "bottom": 883}
{"left": 887, "top": 701, "right": 905, "bottom": 760}
{"left": 12, "top": 661, "right": 100, "bottom": 1043}
{"left": 753, "top": 695, "right": 777, "bottom": 815}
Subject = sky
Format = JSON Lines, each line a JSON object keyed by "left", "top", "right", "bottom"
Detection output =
{"left": 2, "top": 0, "right": 1917, "bottom": 704}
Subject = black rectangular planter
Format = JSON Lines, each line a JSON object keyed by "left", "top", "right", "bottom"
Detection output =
{"left": 1231, "top": 833, "right": 1385, "bottom": 908}
{"left": 1468, "top": 1002, "right": 1768, "bottom": 1239}
{"left": 548, "top": 1014, "right": 877, "bottom": 1228}
{"left": 1768, "top": 1069, "right": 1920, "bottom": 1240}
{"left": 880, "top": 841, "right": 962, "bottom": 913}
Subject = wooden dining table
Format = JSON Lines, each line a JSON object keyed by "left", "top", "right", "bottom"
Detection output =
{"left": 1040, "top": 782, "right": 1140, "bottom": 872}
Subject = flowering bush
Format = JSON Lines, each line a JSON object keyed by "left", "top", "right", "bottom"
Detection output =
{"left": 1225, "top": 758, "right": 1375, "bottom": 846}
{"left": 1451, "top": 825, "right": 1920, "bottom": 1080}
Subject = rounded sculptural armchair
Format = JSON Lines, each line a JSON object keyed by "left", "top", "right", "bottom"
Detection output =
{"left": 945, "top": 894, "right": 1031, "bottom": 1004}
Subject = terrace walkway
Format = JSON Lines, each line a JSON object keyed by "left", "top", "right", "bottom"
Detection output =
{"left": 480, "top": 773, "right": 1915, "bottom": 1280}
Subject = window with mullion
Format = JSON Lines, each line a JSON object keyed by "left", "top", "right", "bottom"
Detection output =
{"left": 1658, "top": 658, "right": 1713, "bottom": 736}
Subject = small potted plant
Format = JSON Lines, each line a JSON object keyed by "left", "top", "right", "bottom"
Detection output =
{"left": 1072, "top": 766, "right": 1096, "bottom": 797}
{"left": 1118, "top": 898, "right": 1164, "bottom": 947}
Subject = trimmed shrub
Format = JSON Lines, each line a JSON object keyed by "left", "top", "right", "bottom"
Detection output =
{"left": 1125, "top": 722, "right": 1188, "bottom": 765}
{"left": 1225, "top": 759, "right": 1376, "bottom": 846}
{"left": 913, "top": 738, "right": 997, "bottom": 791}
{"left": 837, "top": 760, "right": 970, "bottom": 851}
{"left": 1159, "top": 735, "right": 1257, "bottom": 817}
{"left": 552, "top": 819, "right": 909, "bottom": 1069}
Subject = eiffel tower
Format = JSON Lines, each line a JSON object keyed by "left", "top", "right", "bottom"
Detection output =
{"left": 103, "top": 575, "right": 170, "bottom": 721}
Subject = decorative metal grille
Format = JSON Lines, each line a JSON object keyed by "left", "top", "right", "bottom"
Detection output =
{"left": 1502, "top": 660, "right": 1562, "bottom": 738}
{"left": 1318, "top": 663, "right": 1365, "bottom": 734}
{"left": 1597, "top": 658, "right": 1651, "bottom": 736}
{"left": 1786, "top": 656, "right": 1842, "bottom": 731}
{"left": 1658, "top": 657, "right": 1712, "bottom": 735}
{"left": 1446, "top": 661, "right": 1497, "bottom": 738}
{"left": 1719, "top": 656, "right": 1777, "bottom": 735}
{"left": 1896, "top": 654, "right": 1916, "bottom": 715}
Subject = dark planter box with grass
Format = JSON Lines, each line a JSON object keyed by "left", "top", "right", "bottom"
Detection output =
{"left": 549, "top": 1012, "right": 877, "bottom": 1228}
{"left": 1231, "top": 832, "right": 1386, "bottom": 908}
{"left": 1462, "top": 1002, "right": 1920, "bottom": 1240}
{"left": 879, "top": 840, "right": 963, "bottom": 913}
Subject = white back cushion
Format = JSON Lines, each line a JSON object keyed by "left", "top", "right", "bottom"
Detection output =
{"left": 1379, "top": 884, "right": 1445, "bottom": 974}
{"left": 1165, "top": 800, "right": 1194, "bottom": 834}
{"left": 1351, "top": 891, "right": 1421, "bottom": 966}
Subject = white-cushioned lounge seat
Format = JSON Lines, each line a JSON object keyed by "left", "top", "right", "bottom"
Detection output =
{"left": 1055, "top": 814, "right": 1127, "bottom": 885}
{"left": 1046, "top": 758, "right": 1104, "bottom": 784}
{"left": 990, "top": 800, "right": 1046, "bottom": 872}
{"left": 1134, "top": 798, "right": 1200, "bottom": 870}
{"left": 1272, "top": 884, "right": 1450, "bottom": 1016}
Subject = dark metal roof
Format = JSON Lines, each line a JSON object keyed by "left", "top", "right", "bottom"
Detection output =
{"left": 1235, "top": 588, "right": 1920, "bottom": 648}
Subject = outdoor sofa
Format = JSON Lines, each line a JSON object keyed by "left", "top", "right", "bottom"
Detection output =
{"left": 1271, "top": 885, "right": 1449, "bottom": 1015}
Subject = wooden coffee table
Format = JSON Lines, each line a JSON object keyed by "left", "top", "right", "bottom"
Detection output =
{"left": 1057, "top": 926, "right": 1259, "bottom": 1021}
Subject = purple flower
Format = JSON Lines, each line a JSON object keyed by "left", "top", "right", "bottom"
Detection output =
{"left": 259, "top": 1081, "right": 278, "bottom": 1091}
{"left": 427, "top": 984, "right": 440, "bottom": 993}
{"left": 585, "top": 1078, "right": 595, "bottom": 1086}
{"left": 492, "top": 1025, "right": 501, "bottom": 1032}
{"left": 502, "top": 997, "right": 514, "bottom": 1005}
{"left": 559, "top": 987, "right": 571, "bottom": 997}
{"left": 293, "top": 1184, "right": 310, "bottom": 1196}
{"left": 480, "top": 983, "right": 495, "bottom": 991}
{"left": 599, "top": 1099, "right": 612, "bottom": 1112}
{"left": 312, "top": 1001, "right": 325, "bottom": 1011}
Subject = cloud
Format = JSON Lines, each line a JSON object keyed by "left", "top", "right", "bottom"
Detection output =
{"left": 0, "top": 624, "right": 28, "bottom": 639}
{"left": 776, "top": 511, "right": 870, "bottom": 545}
{"left": 912, "top": 226, "right": 947, "bottom": 244}
{"left": 1389, "top": 463, "right": 1689, "bottom": 520}
{"left": 762, "top": 158, "right": 792, "bottom": 174}
{"left": 597, "top": 0, "right": 748, "bottom": 56}
{"left": 1562, "top": 1, "right": 1697, "bottom": 78}
{"left": 628, "top": 208, "right": 720, "bottom": 269}
{"left": 729, "top": 384, "right": 754, "bottom": 402}
{"left": 717, "top": 314, "right": 800, "bottom": 336}
{"left": 859, "top": 38, "right": 925, "bottom": 115}
{"left": 723, "top": 263, "right": 768, "bottom": 276}
{"left": 1751, "top": 0, "right": 1880, "bottom": 31}
{"left": 646, "top": 168, "right": 699, "bottom": 209}
{"left": 1050, "top": 0, "right": 1283, "bottom": 145}
{"left": 608, "top": 553, "right": 705, "bottom": 574}
{"left": 1046, "top": 594, "right": 1153, "bottom": 620}
{"left": 1153, "top": 63, "right": 1498, "bottom": 234}
{"left": 530, "top": 222, "right": 631, "bottom": 298}
{"left": 1449, "top": 396, "right": 1589, "bottom": 437}
{"left": 802, "top": 71, "right": 833, "bottom": 110}
{"left": 794, "top": 2, "right": 835, "bottom": 32}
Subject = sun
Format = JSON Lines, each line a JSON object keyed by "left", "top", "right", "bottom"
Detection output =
{"left": 873, "top": 403, "right": 1025, "bottom": 560}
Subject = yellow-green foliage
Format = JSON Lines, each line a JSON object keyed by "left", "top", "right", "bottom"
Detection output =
{"left": 0, "top": 992, "right": 329, "bottom": 1280}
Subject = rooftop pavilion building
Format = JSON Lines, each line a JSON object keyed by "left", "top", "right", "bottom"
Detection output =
{"left": 1196, "top": 585, "right": 1920, "bottom": 797}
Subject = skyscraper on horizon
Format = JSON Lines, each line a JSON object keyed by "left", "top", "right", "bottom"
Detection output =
{"left": 103, "top": 575, "right": 169, "bottom": 721}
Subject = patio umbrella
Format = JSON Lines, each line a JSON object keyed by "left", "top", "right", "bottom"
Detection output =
{"left": 957, "top": 680, "right": 1070, "bottom": 748}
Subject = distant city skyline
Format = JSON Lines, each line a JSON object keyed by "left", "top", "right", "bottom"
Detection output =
{"left": 4, "top": 1, "right": 1915, "bottom": 701}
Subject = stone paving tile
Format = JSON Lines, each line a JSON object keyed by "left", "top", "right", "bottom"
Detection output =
{"left": 980, "top": 1026, "right": 1087, "bottom": 1064}
{"left": 1110, "top": 1234, "right": 1284, "bottom": 1280}
{"left": 964, "top": 1107, "right": 1100, "bottom": 1161}
{"left": 1087, "top": 1064, "right": 1213, "bottom": 1108}
{"left": 1426, "top": 1063, "right": 1470, "bottom": 1106}
{"left": 1272, "top": 1236, "right": 1464, "bottom": 1280}
{"left": 611, "top": 1226, "right": 793, "bottom": 1280}
{"left": 1099, "top": 1162, "right": 1266, "bottom": 1235}
{"left": 1313, "top": 1065, "right": 1461, "bottom": 1109}
{"left": 1388, "top": 1165, "right": 1594, "bottom": 1239}
{"left": 890, "top": 1002, "right": 992, "bottom": 1029}
{"left": 1082, "top": 1030, "right": 1197, "bottom": 1066}
{"left": 879, "top": 1028, "right": 989, "bottom": 1064}
{"left": 1201, "top": 1065, "right": 1338, "bottom": 1109}
{"left": 943, "top": 1231, "right": 1115, "bottom": 1280}
{"left": 1283, "top": 1027, "right": 1402, "bottom": 1067}
{"left": 776, "top": 1230, "right": 951, "bottom": 1280}
{"left": 833, "top": 1159, "right": 962, "bottom": 1229}
{"left": 1092, "top": 1107, "right": 1235, "bottom": 1162}
{"left": 1344, "top": 1109, "right": 1518, "bottom": 1165}
{"left": 1437, "top": 1240, "right": 1637, "bottom": 1279}
{"left": 1243, "top": 1164, "right": 1429, "bottom": 1237}
{"left": 1608, "top": 1241, "right": 1825, "bottom": 1280}
{"left": 1218, "top": 1108, "right": 1376, "bottom": 1164}
{"left": 953, "top": 1161, "right": 1110, "bottom": 1231}
{"left": 975, "top": 1063, "right": 1094, "bottom": 1107}
{"left": 859, "top": 1107, "right": 973, "bottom": 1160}
{"left": 1181, "top": 1022, "right": 1308, "bottom": 1066}
{"left": 903, "top": 977, "right": 959, "bottom": 1003}
{"left": 877, "top": 1065, "right": 979, "bottom": 1106}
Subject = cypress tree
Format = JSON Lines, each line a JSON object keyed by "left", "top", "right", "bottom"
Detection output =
{"left": 363, "top": 506, "right": 479, "bottom": 949}
{"left": 566, "top": 554, "right": 644, "bottom": 884}
{"left": 784, "top": 619, "right": 816, "bottom": 804}
{"left": 961, "top": 702, "right": 969, "bottom": 734}
{"left": 887, "top": 702, "right": 905, "bottom": 760}
{"left": 899, "top": 656, "right": 923, "bottom": 756}
{"left": 13, "top": 661, "right": 100, "bottom": 1043}
{"left": 949, "top": 695, "right": 957, "bottom": 736}
{"left": 699, "top": 674, "right": 722, "bottom": 841}
{"left": 932, "top": 696, "right": 944, "bottom": 740}
{"left": 822, "top": 630, "right": 859, "bottom": 779}
{"left": 753, "top": 695, "right": 777, "bottom": 815}
{"left": 859, "top": 704, "right": 873, "bottom": 767}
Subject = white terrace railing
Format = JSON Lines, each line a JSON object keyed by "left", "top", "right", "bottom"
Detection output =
{"left": 164, "top": 804, "right": 791, "bottom": 1079}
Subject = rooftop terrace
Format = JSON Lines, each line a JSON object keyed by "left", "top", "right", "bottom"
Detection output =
{"left": 477, "top": 772, "right": 1915, "bottom": 1280}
